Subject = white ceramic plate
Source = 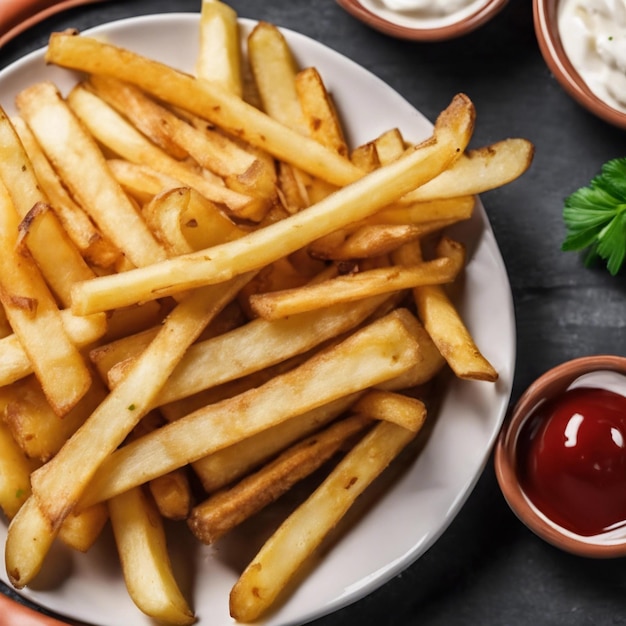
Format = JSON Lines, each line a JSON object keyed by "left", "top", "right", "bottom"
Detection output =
{"left": 0, "top": 13, "right": 516, "bottom": 626}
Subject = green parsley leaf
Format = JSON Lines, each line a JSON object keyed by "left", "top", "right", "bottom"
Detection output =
{"left": 562, "top": 157, "right": 626, "bottom": 276}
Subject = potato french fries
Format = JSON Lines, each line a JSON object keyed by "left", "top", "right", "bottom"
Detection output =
{"left": 78, "top": 310, "right": 422, "bottom": 508}
{"left": 188, "top": 413, "right": 372, "bottom": 545}
{"left": 15, "top": 82, "right": 168, "bottom": 269}
{"left": 88, "top": 75, "right": 276, "bottom": 220}
{"left": 196, "top": 0, "right": 243, "bottom": 96}
{"left": 0, "top": 5, "right": 534, "bottom": 623}
{"left": 108, "top": 487, "right": 195, "bottom": 626}
{"left": 0, "top": 184, "right": 92, "bottom": 416}
{"left": 70, "top": 92, "right": 475, "bottom": 315}
{"left": 229, "top": 419, "right": 420, "bottom": 622}
{"left": 296, "top": 66, "right": 348, "bottom": 158}
{"left": 0, "top": 108, "right": 94, "bottom": 307}
{"left": 11, "top": 115, "right": 121, "bottom": 269}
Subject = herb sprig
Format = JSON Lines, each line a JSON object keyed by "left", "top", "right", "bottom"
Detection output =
{"left": 562, "top": 157, "right": 626, "bottom": 276}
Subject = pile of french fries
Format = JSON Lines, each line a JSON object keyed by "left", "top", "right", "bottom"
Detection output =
{"left": 0, "top": 0, "right": 534, "bottom": 623}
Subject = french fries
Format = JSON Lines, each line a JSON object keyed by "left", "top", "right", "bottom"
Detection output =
{"left": 0, "top": 3, "right": 533, "bottom": 624}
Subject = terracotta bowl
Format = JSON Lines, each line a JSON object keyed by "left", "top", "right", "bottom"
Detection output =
{"left": 533, "top": 0, "right": 626, "bottom": 129}
{"left": 494, "top": 355, "right": 626, "bottom": 558}
{"left": 335, "top": 0, "right": 508, "bottom": 41}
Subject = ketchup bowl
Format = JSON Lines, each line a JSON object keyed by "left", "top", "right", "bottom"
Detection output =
{"left": 495, "top": 355, "right": 626, "bottom": 558}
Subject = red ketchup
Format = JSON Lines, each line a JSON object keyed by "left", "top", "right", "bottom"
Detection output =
{"left": 517, "top": 385, "right": 626, "bottom": 537}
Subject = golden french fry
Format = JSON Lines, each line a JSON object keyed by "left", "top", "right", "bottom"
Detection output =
{"left": 0, "top": 184, "right": 92, "bottom": 416}
{"left": 0, "top": 306, "right": 106, "bottom": 387}
{"left": 190, "top": 394, "right": 360, "bottom": 493}
{"left": 196, "top": 0, "right": 243, "bottom": 96}
{"left": 108, "top": 487, "right": 195, "bottom": 625}
{"left": 248, "top": 21, "right": 305, "bottom": 131}
{"left": 0, "top": 421, "right": 39, "bottom": 519}
{"left": 45, "top": 32, "right": 364, "bottom": 186}
{"left": 229, "top": 419, "right": 419, "bottom": 622}
{"left": 78, "top": 310, "right": 422, "bottom": 508}
{"left": 57, "top": 503, "right": 108, "bottom": 553}
{"left": 295, "top": 66, "right": 348, "bottom": 158}
{"left": 16, "top": 82, "right": 167, "bottom": 269}
{"left": 249, "top": 256, "right": 460, "bottom": 320}
{"left": 395, "top": 238, "right": 497, "bottom": 381}
{"left": 0, "top": 107, "right": 94, "bottom": 306}
{"left": 401, "top": 138, "right": 535, "bottom": 203}
{"left": 148, "top": 469, "right": 193, "bottom": 522}
{"left": 188, "top": 413, "right": 372, "bottom": 545}
{"left": 369, "top": 196, "right": 475, "bottom": 225}
{"left": 142, "top": 187, "right": 244, "bottom": 258}
{"left": 373, "top": 127, "right": 406, "bottom": 164}
{"left": 70, "top": 92, "right": 475, "bottom": 314}
{"left": 116, "top": 292, "right": 390, "bottom": 407}
{"left": 353, "top": 389, "right": 426, "bottom": 432}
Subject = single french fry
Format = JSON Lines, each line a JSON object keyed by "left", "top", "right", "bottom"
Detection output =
{"left": 248, "top": 21, "right": 305, "bottom": 132}
{"left": 353, "top": 390, "right": 426, "bottom": 432}
{"left": 70, "top": 93, "right": 475, "bottom": 315}
{"left": 108, "top": 487, "right": 195, "bottom": 625}
{"left": 148, "top": 469, "right": 193, "bottom": 522}
{"left": 395, "top": 238, "right": 498, "bottom": 381}
{"left": 229, "top": 419, "right": 419, "bottom": 622}
{"left": 373, "top": 127, "right": 406, "bottom": 164}
{"left": 309, "top": 220, "right": 456, "bottom": 261}
{"left": 0, "top": 107, "right": 94, "bottom": 306}
{"left": 0, "top": 421, "right": 39, "bottom": 519}
{"left": 368, "top": 196, "right": 475, "bottom": 226}
{"left": 11, "top": 115, "right": 121, "bottom": 269}
{"left": 400, "top": 138, "right": 535, "bottom": 203}
{"left": 196, "top": 0, "right": 243, "bottom": 96}
{"left": 249, "top": 256, "right": 460, "bottom": 320}
{"left": 78, "top": 310, "right": 422, "bottom": 508}
{"left": 190, "top": 394, "right": 360, "bottom": 494}
{"left": 142, "top": 187, "right": 245, "bottom": 258}
{"left": 15, "top": 82, "right": 167, "bottom": 269}
{"left": 45, "top": 32, "right": 364, "bottom": 186}
{"left": 57, "top": 502, "right": 108, "bottom": 553}
{"left": 0, "top": 306, "right": 106, "bottom": 387}
{"left": 0, "top": 185, "right": 92, "bottom": 416}
{"left": 295, "top": 66, "right": 348, "bottom": 158}
{"left": 188, "top": 413, "right": 372, "bottom": 545}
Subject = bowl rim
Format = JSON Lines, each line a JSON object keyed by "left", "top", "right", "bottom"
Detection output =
{"left": 532, "top": 0, "right": 626, "bottom": 129}
{"left": 335, "top": 0, "right": 509, "bottom": 41}
{"left": 494, "top": 354, "right": 626, "bottom": 558}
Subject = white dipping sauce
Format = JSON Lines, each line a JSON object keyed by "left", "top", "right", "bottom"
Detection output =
{"left": 558, "top": 0, "right": 626, "bottom": 113}
{"left": 358, "top": 0, "right": 491, "bottom": 28}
